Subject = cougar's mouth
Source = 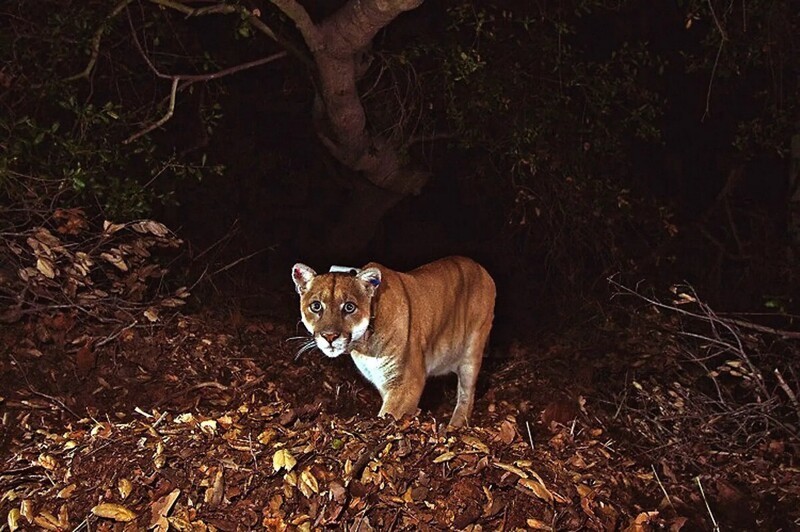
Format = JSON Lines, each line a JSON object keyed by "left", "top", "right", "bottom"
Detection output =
{"left": 314, "top": 317, "right": 370, "bottom": 358}
{"left": 315, "top": 333, "right": 351, "bottom": 358}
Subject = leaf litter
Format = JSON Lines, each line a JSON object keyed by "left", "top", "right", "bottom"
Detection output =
{"left": 0, "top": 305, "right": 799, "bottom": 530}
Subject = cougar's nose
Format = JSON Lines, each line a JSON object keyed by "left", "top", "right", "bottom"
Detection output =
{"left": 321, "top": 332, "right": 340, "bottom": 345}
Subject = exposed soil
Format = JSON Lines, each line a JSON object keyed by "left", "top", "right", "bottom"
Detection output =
{"left": 1, "top": 307, "right": 798, "bottom": 531}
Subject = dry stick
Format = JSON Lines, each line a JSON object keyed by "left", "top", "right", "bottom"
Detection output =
{"left": 724, "top": 317, "right": 800, "bottom": 340}
{"left": 8, "top": 354, "right": 81, "bottom": 419}
{"left": 651, "top": 464, "right": 675, "bottom": 511}
{"left": 695, "top": 476, "right": 720, "bottom": 532}
{"left": 526, "top": 420, "right": 535, "bottom": 450}
{"left": 609, "top": 277, "right": 773, "bottom": 400}
{"left": 774, "top": 368, "right": 800, "bottom": 418}
{"left": 95, "top": 320, "right": 139, "bottom": 347}
{"left": 210, "top": 247, "right": 272, "bottom": 277}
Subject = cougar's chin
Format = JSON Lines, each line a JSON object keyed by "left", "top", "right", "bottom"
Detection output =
{"left": 315, "top": 336, "right": 349, "bottom": 358}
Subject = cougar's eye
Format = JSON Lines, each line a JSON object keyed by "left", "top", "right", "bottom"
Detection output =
{"left": 342, "top": 302, "right": 357, "bottom": 314}
{"left": 309, "top": 301, "right": 323, "bottom": 313}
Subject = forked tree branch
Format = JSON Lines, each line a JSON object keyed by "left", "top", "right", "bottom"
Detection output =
{"left": 66, "top": 0, "right": 309, "bottom": 85}
{"left": 270, "top": 0, "right": 324, "bottom": 52}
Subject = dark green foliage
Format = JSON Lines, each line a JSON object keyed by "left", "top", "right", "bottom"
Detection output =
{"left": 1, "top": 1, "right": 225, "bottom": 220}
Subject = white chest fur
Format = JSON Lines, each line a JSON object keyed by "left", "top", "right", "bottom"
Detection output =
{"left": 350, "top": 350, "right": 396, "bottom": 397}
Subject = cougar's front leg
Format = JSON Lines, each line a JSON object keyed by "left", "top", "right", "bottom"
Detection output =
{"left": 378, "top": 375, "right": 425, "bottom": 421}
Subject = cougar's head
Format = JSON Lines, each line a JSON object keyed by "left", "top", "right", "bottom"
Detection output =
{"left": 291, "top": 264, "right": 381, "bottom": 358}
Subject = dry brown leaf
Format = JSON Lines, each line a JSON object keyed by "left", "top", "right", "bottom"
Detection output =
{"left": 461, "top": 435, "right": 490, "bottom": 454}
{"left": 103, "top": 220, "right": 126, "bottom": 234}
{"left": 481, "top": 486, "right": 494, "bottom": 516}
{"left": 498, "top": 419, "right": 517, "bottom": 444}
{"left": 576, "top": 484, "right": 593, "bottom": 498}
{"left": 298, "top": 470, "right": 319, "bottom": 498}
{"left": 150, "top": 488, "right": 181, "bottom": 530}
{"left": 38, "top": 454, "right": 57, "bottom": 470}
{"left": 154, "top": 441, "right": 165, "bottom": 469}
{"left": 204, "top": 469, "right": 224, "bottom": 508}
{"left": 33, "top": 511, "right": 61, "bottom": 531}
{"left": 143, "top": 307, "right": 160, "bottom": 322}
{"left": 258, "top": 428, "right": 277, "bottom": 446}
{"left": 20, "top": 500, "right": 33, "bottom": 523}
{"left": 493, "top": 462, "right": 528, "bottom": 479}
{"left": 56, "top": 484, "right": 76, "bottom": 499}
{"left": 90, "top": 421, "right": 112, "bottom": 438}
{"left": 518, "top": 477, "right": 554, "bottom": 503}
{"left": 174, "top": 286, "right": 190, "bottom": 298}
{"left": 199, "top": 419, "right": 218, "bottom": 436}
{"left": 432, "top": 451, "right": 455, "bottom": 463}
{"left": 273, "top": 449, "right": 297, "bottom": 473}
{"left": 118, "top": 478, "right": 133, "bottom": 500}
{"left": 624, "top": 511, "right": 659, "bottom": 532}
{"left": 100, "top": 251, "right": 128, "bottom": 272}
{"left": 329, "top": 481, "right": 346, "bottom": 504}
{"left": 527, "top": 518, "right": 552, "bottom": 530}
{"left": 54, "top": 208, "right": 88, "bottom": 235}
{"left": 75, "top": 344, "right": 95, "bottom": 375}
{"left": 7, "top": 509, "right": 20, "bottom": 531}
{"left": 669, "top": 516, "right": 689, "bottom": 531}
{"left": 91, "top": 502, "right": 137, "bottom": 522}
{"left": 131, "top": 220, "right": 169, "bottom": 237}
{"left": 36, "top": 257, "right": 56, "bottom": 279}
{"left": 160, "top": 297, "right": 186, "bottom": 308}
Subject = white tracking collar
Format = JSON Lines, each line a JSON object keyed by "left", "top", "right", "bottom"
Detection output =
{"left": 329, "top": 265, "right": 361, "bottom": 275}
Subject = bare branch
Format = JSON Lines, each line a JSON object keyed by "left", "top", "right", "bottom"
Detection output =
{"left": 122, "top": 4, "right": 288, "bottom": 143}
{"left": 63, "top": 0, "right": 134, "bottom": 82}
{"left": 270, "top": 0, "right": 324, "bottom": 52}
{"left": 123, "top": 78, "right": 178, "bottom": 144}
{"left": 321, "top": 0, "right": 424, "bottom": 55}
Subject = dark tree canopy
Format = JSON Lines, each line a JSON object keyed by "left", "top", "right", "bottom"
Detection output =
{"left": 0, "top": 0, "right": 797, "bottom": 306}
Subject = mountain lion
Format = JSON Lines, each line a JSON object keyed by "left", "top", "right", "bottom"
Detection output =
{"left": 291, "top": 256, "right": 495, "bottom": 427}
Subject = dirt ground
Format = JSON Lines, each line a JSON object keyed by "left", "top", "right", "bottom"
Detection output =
{"left": 1, "top": 306, "right": 798, "bottom": 531}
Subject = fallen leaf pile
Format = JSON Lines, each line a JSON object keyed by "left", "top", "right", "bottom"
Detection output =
{"left": 0, "top": 211, "right": 187, "bottom": 325}
{"left": 1, "top": 307, "right": 799, "bottom": 530}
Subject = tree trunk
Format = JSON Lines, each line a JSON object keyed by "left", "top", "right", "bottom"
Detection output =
{"left": 272, "top": 0, "right": 427, "bottom": 255}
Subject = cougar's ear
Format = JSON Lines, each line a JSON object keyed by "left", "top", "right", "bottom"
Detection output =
{"left": 292, "top": 263, "right": 316, "bottom": 294}
{"left": 356, "top": 267, "right": 382, "bottom": 296}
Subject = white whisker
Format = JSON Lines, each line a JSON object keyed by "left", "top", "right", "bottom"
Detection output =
{"left": 294, "top": 339, "right": 318, "bottom": 361}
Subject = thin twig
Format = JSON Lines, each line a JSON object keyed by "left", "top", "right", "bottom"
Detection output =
{"left": 774, "top": 368, "right": 800, "bottom": 418}
{"left": 9, "top": 354, "right": 81, "bottom": 419}
{"left": 651, "top": 464, "right": 674, "bottom": 511}
{"left": 702, "top": 0, "right": 728, "bottom": 121}
{"left": 695, "top": 476, "right": 720, "bottom": 531}
{"left": 95, "top": 320, "right": 139, "bottom": 347}
{"left": 525, "top": 420, "right": 535, "bottom": 451}
{"left": 124, "top": 77, "right": 179, "bottom": 144}
{"left": 210, "top": 247, "right": 273, "bottom": 277}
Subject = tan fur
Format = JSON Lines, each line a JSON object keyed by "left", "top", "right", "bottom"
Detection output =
{"left": 292, "top": 256, "right": 495, "bottom": 427}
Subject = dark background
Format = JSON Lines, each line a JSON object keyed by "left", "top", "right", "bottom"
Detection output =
{"left": 1, "top": 0, "right": 798, "bottom": 332}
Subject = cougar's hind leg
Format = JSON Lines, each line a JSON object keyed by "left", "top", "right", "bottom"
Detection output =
{"left": 450, "top": 351, "right": 483, "bottom": 427}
